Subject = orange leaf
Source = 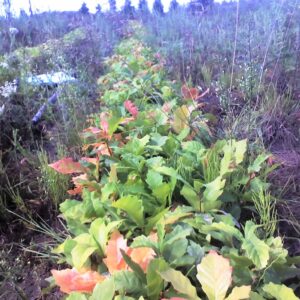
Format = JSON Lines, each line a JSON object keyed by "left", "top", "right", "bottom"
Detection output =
{"left": 49, "top": 157, "right": 85, "bottom": 174}
{"left": 51, "top": 268, "right": 105, "bottom": 294}
{"left": 181, "top": 85, "right": 199, "bottom": 100}
{"left": 81, "top": 157, "right": 99, "bottom": 166}
{"left": 103, "top": 231, "right": 129, "bottom": 274}
{"left": 130, "top": 247, "right": 156, "bottom": 272}
{"left": 67, "top": 174, "right": 88, "bottom": 195}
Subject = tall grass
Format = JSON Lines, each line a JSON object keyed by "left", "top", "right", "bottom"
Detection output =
{"left": 142, "top": 1, "right": 300, "bottom": 144}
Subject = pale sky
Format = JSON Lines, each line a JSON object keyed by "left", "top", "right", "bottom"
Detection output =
{"left": 5, "top": 0, "right": 234, "bottom": 15}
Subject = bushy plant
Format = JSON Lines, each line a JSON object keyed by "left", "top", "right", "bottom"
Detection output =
{"left": 47, "top": 23, "right": 300, "bottom": 299}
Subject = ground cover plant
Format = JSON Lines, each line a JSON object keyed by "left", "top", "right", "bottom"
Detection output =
{"left": 47, "top": 22, "right": 300, "bottom": 299}
{"left": 0, "top": 0, "right": 299, "bottom": 299}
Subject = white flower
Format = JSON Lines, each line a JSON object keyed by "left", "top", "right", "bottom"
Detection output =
{"left": 0, "top": 61, "right": 9, "bottom": 69}
{"left": 9, "top": 27, "right": 19, "bottom": 35}
{"left": 0, "top": 80, "right": 17, "bottom": 98}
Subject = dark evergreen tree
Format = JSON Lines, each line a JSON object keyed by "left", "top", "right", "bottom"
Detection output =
{"left": 95, "top": 4, "right": 102, "bottom": 14}
{"left": 153, "top": 0, "right": 164, "bottom": 15}
{"left": 109, "top": 0, "right": 117, "bottom": 12}
{"left": 169, "top": 0, "right": 179, "bottom": 11}
{"left": 19, "top": 9, "right": 28, "bottom": 18}
{"left": 138, "top": 0, "right": 149, "bottom": 14}
{"left": 79, "top": 2, "right": 89, "bottom": 14}
{"left": 122, "top": 0, "right": 135, "bottom": 18}
{"left": 188, "top": 0, "right": 213, "bottom": 13}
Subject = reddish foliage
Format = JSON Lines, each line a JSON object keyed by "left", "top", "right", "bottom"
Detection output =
{"left": 124, "top": 100, "right": 139, "bottom": 117}
{"left": 181, "top": 85, "right": 199, "bottom": 100}
{"left": 104, "top": 230, "right": 155, "bottom": 274}
{"left": 51, "top": 268, "right": 105, "bottom": 294}
{"left": 49, "top": 157, "right": 85, "bottom": 174}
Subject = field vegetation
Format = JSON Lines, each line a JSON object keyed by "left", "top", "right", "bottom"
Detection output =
{"left": 0, "top": 0, "right": 299, "bottom": 299}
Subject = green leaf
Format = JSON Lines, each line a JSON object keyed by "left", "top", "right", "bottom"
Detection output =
{"left": 90, "top": 191, "right": 105, "bottom": 217}
{"left": 89, "top": 218, "right": 121, "bottom": 255}
{"left": 225, "top": 286, "right": 251, "bottom": 300}
{"left": 66, "top": 293, "right": 88, "bottom": 300}
{"left": 159, "top": 268, "right": 199, "bottom": 300}
{"left": 163, "top": 225, "right": 192, "bottom": 251}
{"left": 248, "top": 154, "right": 270, "bottom": 173}
{"left": 91, "top": 278, "right": 115, "bottom": 300}
{"left": 113, "top": 195, "right": 144, "bottom": 226}
{"left": 249, "top": 292, "right": 265, "bottom": 300}
{"left": 114, "top": 271, "right": 143, "bottom": 294}
{"left": 146, "top": 258, "right": 169, "bottom": 300}
{"left": 161, "top": 86, "right": 172, "bottom": 98}
{"left": 180, "top": 185, "right": 201, "bottom": 211}
{"left": 108, "top": 115, "right": 122, "bottom": 135}
{"left": 241, "top": 221, "right": 270, "bottom": 269}
{"left": 120, "top": 249, "right": 146, "bottom": 283}
{"left": 220, "top": 140, "right": 247, "bottom": 176}
{"left": 201, "top": 222, "right": 243, "bottom": 246}
{"left": 203, "top": 176, "right": 226, "bottom": 211}
{"left": 71, "top": 233, "right": 98, "bottom": 269}
{"left": 146, "top": 170, "right": 163, "bottom": 190}
{"left": 196, "top": 251, "right": 232, "bottom": 300}
{"left": 123, "top": 135, "right": 150, "bottom": 155}
{"left": 262, "top": 283, "right": 299, "bottom": 300}
{"left": 114, "top": 296, "right": 136, "bottom": 300}
{"left": 187, "top": 241, "right": 205, "bottom": 265}
{"left": 131, "top": 235, "right": 158, "bottom": 251}
{"left": 71, "top": 243, "right": 97, "bottom": 269}
{"left": 163, "top": 238, "right": 188, "bottom": 264}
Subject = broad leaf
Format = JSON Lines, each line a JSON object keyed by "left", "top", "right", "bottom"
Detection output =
{"left": 159, "top": 268, "right": 199, "bottom": 300}
{"left": 180, "top": 185, "right": 201, "bottom": 211}
{"left": 71, "top": 233, "right": 98, "bottom": 269}
{"left": 66, "top": 293, "right": 88, "bottom": 300}
{"left": 146, "top": 170, "right": 163, "bottom": 190}
{"left": 248, "top": 154, "right": 270, "bottom": 173}
{"left": 203, "top": 176, "right": 226, "bottom": 211}
{"left": 91, "top": 278, "right": 115, "bottom": 300}
{"left": 146, "top": 258, "right": 169, "bottom": 300}
{"left": 196, "top": 251, "right": 232, "bottom": 300}
{"left": 173, "top": 105, "right": 190, "bottom": 134}
{"left": 225, "top": 286, "right": 251, "bottom": 300}
{"left": 114, "top": 270, "right": 143, "bottom": 294}
{"left": 113, "top": 195, "right": 144, "bottom": 226}
{"left": 49, "top": 157, "right": 85, "bottom": 174}
{"left": 220, "top": 140, "right": 247, "bottom": 176}
{"left": 241, "top": 221, "right": 270, "bottom": 269}
{"left": 262, "top": 283, "right": 298, "bottom": 300}
{"left": 89, "top": 218, "right": 121, "bottom": 255}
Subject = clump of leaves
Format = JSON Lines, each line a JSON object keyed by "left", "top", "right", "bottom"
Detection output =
{"left": 47, "top": 23, "right": 300, "bottom": 300}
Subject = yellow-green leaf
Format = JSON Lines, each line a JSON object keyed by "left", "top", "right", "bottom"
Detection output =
{"left": 226, "top": 286, "right": 251, "bottom": 300}
{"left": 196, "top": 251, "right": 232, "bottom": 300}
{"left": 262, "top": 283, "right": 299, "bottom": 300}
{"left": 159, "top": 268, "right": 200, "bottom": 300}
{"left": 173, "top": 105, "right": 190, "bottom": 134}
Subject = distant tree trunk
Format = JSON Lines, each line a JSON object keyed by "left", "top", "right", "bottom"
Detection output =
{"left": 3, "top": 0, "right": 12, "bottom": 22}
{"left": 28, "top": 0, "right": 33, "bottom": 16}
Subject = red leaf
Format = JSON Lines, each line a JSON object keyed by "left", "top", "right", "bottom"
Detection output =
{"left": 181, "top": 85, "right": 199, "bottom": 100}
{"left": 49, "top": 157, "right": 85, "bottom": 174}
{"left": 51, "top": 268, "right": 106, "bottom": 294}
{"left": 124, "top": 100, "right": 139, "bottom": 117}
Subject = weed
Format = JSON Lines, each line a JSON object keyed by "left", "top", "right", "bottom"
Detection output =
{"left": 37, "top": 146, "right": 69, "bottom": 209}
